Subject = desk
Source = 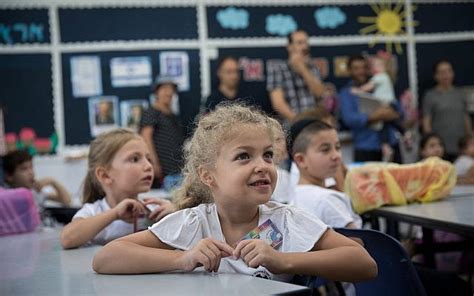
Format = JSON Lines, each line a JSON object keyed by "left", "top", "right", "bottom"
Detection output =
{"left": 0, "top": 228, "right": 310, "bottom": 296}
{"left": 369, "top": 195, "right": 474, "bottom": 238}
{"left": 450, "top": 185, "right": 474, "bottom": 197}
{"left": 368, "top": 195, "right": 474, "bottom": 269}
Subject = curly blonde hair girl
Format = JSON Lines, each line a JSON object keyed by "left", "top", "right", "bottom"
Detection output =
{"left": 173, "top": 104, "right": 280, "bottom": 210}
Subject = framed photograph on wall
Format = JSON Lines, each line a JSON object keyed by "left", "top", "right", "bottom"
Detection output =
{"left": 88, "top": 96, "right": 119, "bottom": 137}
{"left": 120, "top": 100, "right": 149, "bottom": 132}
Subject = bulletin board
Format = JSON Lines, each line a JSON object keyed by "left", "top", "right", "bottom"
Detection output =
{"left": 58, "top": 7, "right": 198, "bottom": 42}
{"left": 207, "top": 5, "right": 374, "bottom": 38}
{"left": 413, "top": 3, "right": 474, "bottom": 34}
{"left": 0, "top": 54, "right": 54, "bottom": 138}
{"left": 0, "top": 8, "right": 53, "bottom": 139}
{"left": 0, "top": 8, "right": 50, "bottom": 45}
{"left": 62, "top": 49, "right": 201, "bottom": 145}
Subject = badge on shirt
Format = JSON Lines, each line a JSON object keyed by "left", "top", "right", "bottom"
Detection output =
{"left": 239, "top": 219, "right": 283, "bottom": 249}
{"left": 134, "top": 215, "right": 153, "bottom": 232}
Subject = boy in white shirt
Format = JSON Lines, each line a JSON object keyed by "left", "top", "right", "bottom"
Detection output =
{"left": 289, "top": 106, "right": 347, "bottom": 193}
{"left": 290, "top": 119, "right": 361, "bottom": 229}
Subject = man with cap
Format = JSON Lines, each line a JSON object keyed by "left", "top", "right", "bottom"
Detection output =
{"left": 139, "top": 75, "right": 184, "bottom": 187}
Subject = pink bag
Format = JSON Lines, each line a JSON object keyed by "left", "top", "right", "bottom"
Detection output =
{"left": 0, "top": 188, "right": 41, "bottom": 235}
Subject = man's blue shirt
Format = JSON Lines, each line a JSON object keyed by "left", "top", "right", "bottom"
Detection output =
{"left": 339, "top": 81, "right": 401, "bottom": 151}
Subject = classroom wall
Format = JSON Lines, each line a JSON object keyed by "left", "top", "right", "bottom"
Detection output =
{"left": 1, "top": 0, "right": 473, "bottom": 149}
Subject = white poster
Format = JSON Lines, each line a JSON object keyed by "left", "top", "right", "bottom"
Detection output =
{"left": 159, "top": 51, "right": 189, "bottom": 91}
{"left": 71, "top": 56, "right": 102, "bottom": 98}
{"left": 110, "top": 56, "right": 152, "bottom": 88}
{"left": 88, "top": 96, "right": 119, "bottom": 137}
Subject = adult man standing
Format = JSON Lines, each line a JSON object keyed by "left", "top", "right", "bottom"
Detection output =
{"left": 339, "top": 55, "right": 402, "bottom": 163}
{"left": 267, "top": 30, "right": 325, "bottom": 122}
{"left": 205, "top": 56, "right": 246, "bottom": 112}
{"left": 140, "top": 75, "right": 184, "bottom": 186}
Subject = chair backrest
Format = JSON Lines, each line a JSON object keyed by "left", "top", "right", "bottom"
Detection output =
{"left": 335, "top": 228, "right": 426, "bottom": 296}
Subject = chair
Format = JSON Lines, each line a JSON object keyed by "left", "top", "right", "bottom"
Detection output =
{"left": 335, "top": 228, "right": 427, "bottom": 296}
{"left": 44, "top": 206, "right": 80, "bottom": 224}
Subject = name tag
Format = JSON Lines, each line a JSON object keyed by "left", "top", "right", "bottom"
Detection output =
{"left": 240, "top": 219, "right": 283, "bottom": 249}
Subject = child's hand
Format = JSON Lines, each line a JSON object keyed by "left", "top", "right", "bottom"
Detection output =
{"left": 113, "top": 199, "right": 146, "bottom": 223}
{"left": 179, "top": 238, "right": 234, "bottom": 272}
{"left": 233, "top": 239, "right": 287, "bottom": 274}
{"left": 372, "top": 106, "right": 400, "bottom": 122}
{"left": 143, "top": 198, "right": 176, "bottom": 222}
{"left": 350, "top": 87, "right": 362, "bottom": 95}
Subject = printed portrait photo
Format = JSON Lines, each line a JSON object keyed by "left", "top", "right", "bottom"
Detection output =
{"left": 88, "top": 96, "right": 119, "bottom": 137}
{"left": 120, "top": 100, "right": 149, "bottom": 132}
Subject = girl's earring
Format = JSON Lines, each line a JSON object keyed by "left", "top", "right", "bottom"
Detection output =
{"left": 201, "top": 173, "right": 214, "bottom": 187}
{"left": 206, "top": 177, "right": 215, "bottom": 187}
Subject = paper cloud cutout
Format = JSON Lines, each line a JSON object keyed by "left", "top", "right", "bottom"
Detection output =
{"left": 216, "top": 7, "right": 249, "bottom": 30}
{"left": 314, "top": 6, "right": 346, "bottom": 29}
{"left": 266, "top": 14, "right": 297, "bottom": 36}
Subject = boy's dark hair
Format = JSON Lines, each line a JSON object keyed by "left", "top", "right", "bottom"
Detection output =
{"left": 2, "top": 150, "right": 32, "bottom": 175}
{"left": 458, "top": 135, "right": 474, "bottom": 151}
{"left": 289, "top": 119, "right": 335, "bottom": 157}
{"left": 293, "top": 106, "right": 333, "bottom": 125}
{"left": 347, "top": 54, "right": 366, "bottom": 69}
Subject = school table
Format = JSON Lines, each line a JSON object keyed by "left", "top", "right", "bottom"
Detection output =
{"left": 449, "top": 184, "right": 474, "bottom": 197}
{"left": 367, "top": 193, "right": 474, "bottom": 268}
{"left": 0, "top": 228, "right": 310, "bottom": 296}
{"left": 369, "top": 194, "right": 474, "bottom": 238}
